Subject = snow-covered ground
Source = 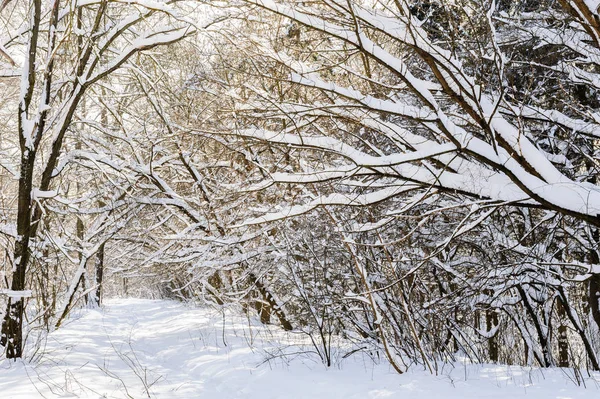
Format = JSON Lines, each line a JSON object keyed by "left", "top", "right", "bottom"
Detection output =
{"left": 1, "top": 299, "right": 599, "bottom": 398}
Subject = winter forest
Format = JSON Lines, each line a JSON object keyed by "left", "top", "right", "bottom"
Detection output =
{"left": 2, "top": 0, "right": 600, "bottom": 397}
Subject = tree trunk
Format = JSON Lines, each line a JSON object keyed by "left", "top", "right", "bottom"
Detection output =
{"left": 0, "top": 152, "right": 37, "bottom": 359}
{"left": 486, "top": 307, "right": 499, "bottom": 363}
{"left": 587, "top": 229, "right": 600, "bottom": 334}
{"left": 484, "top": 289, "right": 499, "bottom": 363}
{"left": 76, "top": 216, "right": 88, "bottom": 306}
{"left": 556, "top": 299, "right": 569, "bottom": 367}
{"left": 248, "top": 273, "right": 293, "bottom": 331}
{"left": 517, "top": 285, "right": 553, "bottom": 367}
{"left": 556, "top": 287, "right": 600, "bottom": 370}
{"left": 93, "top": 243, "right": 105, "bottom": 306}
{"left": 589, "top": 273, "right": 600, "bottom": 333}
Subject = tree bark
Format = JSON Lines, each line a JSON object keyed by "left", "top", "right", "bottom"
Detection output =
{"left": 556, "top": 299, "right": 569, "bottom": 367}
{"left": 486, "top": 307, "right": 499, "bottom": 363}
{"left": 0, "top": 151, "right": 37, "bottom": 358}
{"left": 93, "top": 243, "right": 105, "bottom": 306}
{"left": 249, "top": 273, "right": 293, "bottom": 331}
{"left": 587, "top": 228, "right": 600, "bottom": 334}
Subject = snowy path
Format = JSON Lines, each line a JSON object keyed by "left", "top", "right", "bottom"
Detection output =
{"left": 1, "top": 299, "right": 599, "bottom": 398}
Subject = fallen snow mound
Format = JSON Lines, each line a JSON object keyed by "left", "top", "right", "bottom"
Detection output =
{"left": 1, "top": 298, "right": 599, "bottom": 398}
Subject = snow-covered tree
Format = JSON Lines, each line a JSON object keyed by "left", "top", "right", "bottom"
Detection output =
{"left": 184, "top": 0, "right": 600, "bottom": 371}
{"left": 0, "top": 0, "right": 192, "bottom": 359}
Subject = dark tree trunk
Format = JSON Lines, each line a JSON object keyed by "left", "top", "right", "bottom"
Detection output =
{"left": 1, "top": 151, "right": 37, "bottom": 359}
{"left": 76, "top": 216, "right": 88, "bottom": 306}
{"left": 93, "top": 243, "right": 105, "bottom": 306}
{"left": 589, "top": 273, "right": 600, "bottom": 333}
{"left": 556, "top": 299, "right": 569, "bottom": 367}
{"left": 587, "top": 228, "right": 600, "bottom": 334}
{"left": 254, "top": 299, "right": 272, "bottom": 325}
{"left": 486, "top": 307, "right": 499, "bottom": 363}
{"left": 483, "top": 289, "right": 499, "bottom": 362}
{"left": 556, "top": 287, "right": 600, "bottom": 370}
{"left": 249, "top": 273, "right": 293, "bottom": 331}
{"left": 1, "top": 0, "right": 54, "bottom": 359}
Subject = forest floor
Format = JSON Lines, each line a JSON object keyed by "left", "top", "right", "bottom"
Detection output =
{"left": 1, "top": 298, "right": 599, "bottom": 398}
